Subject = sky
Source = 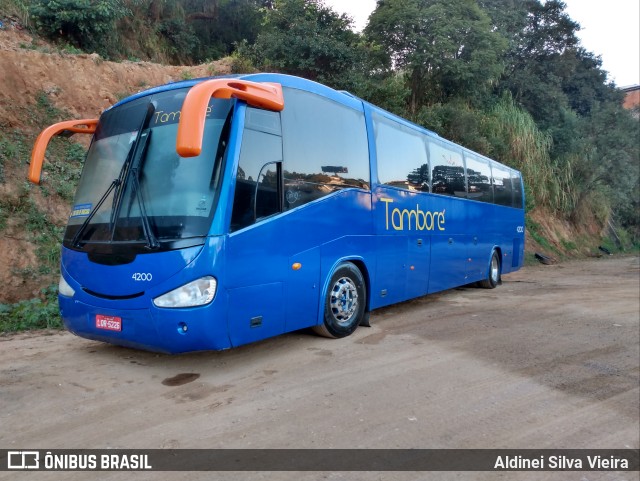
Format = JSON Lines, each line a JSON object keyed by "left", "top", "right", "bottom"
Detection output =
{"left": 323, "top": 0, "right": 640, "bottom": 87}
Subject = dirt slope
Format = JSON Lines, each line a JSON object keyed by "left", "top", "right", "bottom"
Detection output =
{"left": 0, "top": 28, "right": 230, "bottom": 127}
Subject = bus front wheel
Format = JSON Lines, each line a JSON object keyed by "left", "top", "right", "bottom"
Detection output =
{"left": 313, "top": 262, "right": 366, "bottom": 339}
{"left": 478, "top": 250, "right": 501, "bottom": 289}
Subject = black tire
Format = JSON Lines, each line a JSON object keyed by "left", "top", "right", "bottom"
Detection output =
{"left": 535, "top": 252, "right": 555, "bottom": 265}
{"left": 313, "top": 262, "right": 366, "bottom": 339}
{"left": 478, "top": 250, "right": 500, "bottom": 289}
{"left": 598, "top": 246, "right": 612, "bottom": 256}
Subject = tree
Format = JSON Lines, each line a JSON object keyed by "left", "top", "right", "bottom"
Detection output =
{"left": 365, "top": 0, "right": 506, "bottom": 115}
{"left": 185, "top": 0, "right": 266, "bottom": 61}
{"left": 495, "top": 0, "right": 625, "bottom": 168}
{"left": 30, "top": 0, "right": 129, "bottom": 56}
{"left": 241, "top": 0, "right": 363, "bottom": 88}
{"left": 572, "top": 103, "right": 640, "bottom": 233}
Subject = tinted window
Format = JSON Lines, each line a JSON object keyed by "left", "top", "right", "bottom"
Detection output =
{"left": 231, "top": 108, "right": 282, "bottom": 232}
{"left": 374, "top": 113, "right": 429, "bottom": 192}
{"left": 512, "top": 170, "right": 523, "bottom": 209}
{"left": 465, "top": 153, "right": 493, "bottom": 203}
{"left": 429, "top": 139, "right": 466, "bottom": 197}
{"left": 281, "top": 88, "right": 369, "bottom": 210}
{"left": 491, "top": 163, "right": 513, "bottom": 207}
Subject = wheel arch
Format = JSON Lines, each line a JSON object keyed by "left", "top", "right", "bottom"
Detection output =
{"left": 348, "top": 258, "right": 371, "bottom": 313}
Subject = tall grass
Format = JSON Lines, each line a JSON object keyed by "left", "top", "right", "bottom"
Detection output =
{"left": 0, "top": 0, "right": 32, "bottom": 26}
{"left": 488, "top": 94, "right": 571, "bottom": 212}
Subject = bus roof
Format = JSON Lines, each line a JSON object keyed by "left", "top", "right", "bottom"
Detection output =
{"left": 108, "top": 73, "right": 364, "bottom": 112}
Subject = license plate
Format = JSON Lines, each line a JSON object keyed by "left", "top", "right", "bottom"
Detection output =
{"left": 95, "top": 315, "right": 122, "bottom": 332}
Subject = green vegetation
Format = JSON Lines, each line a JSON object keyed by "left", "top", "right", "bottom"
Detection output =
{"left": 42, "top": 140, "right": 85, "bottom": 201}
{"left": 0, "top": 186, "right": 64, "bottom": 274}
{"left": 0, "top": 284, "right": 61, "bottom": 332}
{"left": 34, "top": 90, "right": 63, "bottom": 123}
{"left": 0, "top": 131, "right": 30, "bottom": 184}
{"left": 0, "top": 91, "right": 85, "bottom": 330}
{"left": 29, "top": 0, "right": 129, "bottom": 58}
{"left": 560, "top": 239, "right": 577, "bottom": 252}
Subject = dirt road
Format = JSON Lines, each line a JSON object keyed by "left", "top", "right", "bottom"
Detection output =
{"left": 1, "top": 256, "right": 638, "bottom": 480}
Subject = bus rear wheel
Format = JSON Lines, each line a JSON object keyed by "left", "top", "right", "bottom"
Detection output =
{"left": 313, "top": 262, "right": 366, "bottom": 339}
{"left": 478, "top": 250, "right": 501, "bottom": 289}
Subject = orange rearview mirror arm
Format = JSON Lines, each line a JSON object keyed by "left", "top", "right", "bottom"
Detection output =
{"left": 176, "top": 79, "right": 284, "bottom": 157}
{"left": 29, "top": 119, "right": 98, "bottom": 184}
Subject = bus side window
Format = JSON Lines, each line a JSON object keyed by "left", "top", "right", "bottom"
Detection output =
{"left": 429, "top": 139, "right": 466, "bottom": 197}
{"left": 491, "top": 162, "right": 514, "bottom": 207}
{"left": 512, "top": 170, "right": 524, "bottom": 209}
{"left": 465, "top": 153, "right": 494, "bottom": 203}
{"left": 374, "top": 113, "right": 430, "bottom": 192}
{"left": 280, "top": 88, "right": 369, "bottom": 211}
{"left": 230, "top": 109, "right": 283, "bottom": 232}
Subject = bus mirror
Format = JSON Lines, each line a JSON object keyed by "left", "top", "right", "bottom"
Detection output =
{"left": 29, "top": 119, "right": 98, "bottom": 184}
{"left": 176, "top": 79, "right": 284, "bottom": 158}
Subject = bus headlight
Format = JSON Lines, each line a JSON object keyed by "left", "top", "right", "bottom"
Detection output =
{"left": 58, "top": 275, "right": 75, "bottom": 298}
{"left": 153, "top": 277, "right": 217, "bottom": 308}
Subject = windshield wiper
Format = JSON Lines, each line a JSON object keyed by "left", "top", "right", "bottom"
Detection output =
{"left": 71, "top": 178, "right": 121, "bottom": 248}
{"left": 110, "top": 103, "right": 156, "bottom": 233}
{"left": 128, "top": 130, "right": 159, "bottom": 249}
{"left": 72, "top": 102, "right": 157, "bottom": 248}
{"left": 110, "top": 103, "right": 160, "bottom": 249}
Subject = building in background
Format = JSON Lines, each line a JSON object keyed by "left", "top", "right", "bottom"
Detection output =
{"left": 622, "top": 85, "right": 640, "bottom": 116}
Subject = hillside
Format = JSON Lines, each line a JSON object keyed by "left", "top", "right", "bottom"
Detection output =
{"left": 0, "top": 23, "right": 628, "bottom": 306}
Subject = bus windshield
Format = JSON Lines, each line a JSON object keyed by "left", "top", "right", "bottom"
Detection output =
{"left": 63, "top": 88, "right": 232, "bottom": 255}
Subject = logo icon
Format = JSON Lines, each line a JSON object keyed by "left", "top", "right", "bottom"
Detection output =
{"left": 7, "top": 451, "right": 40, "bottom": 469}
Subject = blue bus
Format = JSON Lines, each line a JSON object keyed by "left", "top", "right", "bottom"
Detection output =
{"left": 29, "top": 74, "right": 525, "bottom": 353}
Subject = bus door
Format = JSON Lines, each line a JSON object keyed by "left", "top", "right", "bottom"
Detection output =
{"left": 225, "top": 107, "right": 288, "bottom": 347}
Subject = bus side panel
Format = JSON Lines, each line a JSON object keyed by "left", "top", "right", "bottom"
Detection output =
{"left": 464, "top": 202, "right": 525, "bottom": 281}
{"left": 371, "top": 235, "right": 408, "bottom": 308}
{"left": 426, "top": 196, "right": 470, "bottom": 293}
{"left": 406, "top": 234, "right": 430, "bottom": 299}
{"left": 225, "top": 219, "right": 288, "bottom": 346}
{"left": 465, "top": 201, "right": 500, "bottom": 282}
{"left": 372, "top": 187, "right": 471, "bottom": 297}
{"left": 371, "top": 187, "right": 435, "bottom": 307}
{"left": 225, "top": 189, "right": 372, "bottom": 345}
{"left": 227, "top": 282, "right": 284, "bottom": 347}
{"left": 428, "top": 234, "right": 468, "bottom": 294}
{"left": 285, "top": 246, "right": 321, "bottom": 332}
